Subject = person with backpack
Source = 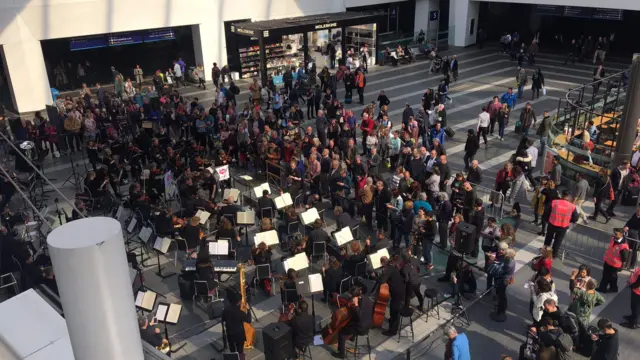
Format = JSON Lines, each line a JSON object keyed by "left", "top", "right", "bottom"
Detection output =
{"left": 536, "top": 317, "right": 574, "bottom": 360}
{"left": 569, "top": 278, "right": 605, "bottom": 347}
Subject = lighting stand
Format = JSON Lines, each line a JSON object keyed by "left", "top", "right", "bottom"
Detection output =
{"left": 311, "top": 292, "right": 317, "bottom": 334}
{"left": 61, "top": 150, "right": 81, "bottom": 192}
{"left": 155, "top": 250, "right": 176, "bottom": 279}
{"left": 450, "top": 291, "right": 470, "bottom": 326}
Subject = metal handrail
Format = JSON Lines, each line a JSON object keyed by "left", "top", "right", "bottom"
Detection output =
{"left": 564, "top": 69, "right": 628, "bottom": 122}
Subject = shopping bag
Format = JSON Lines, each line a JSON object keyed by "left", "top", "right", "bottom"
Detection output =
{"left": 542, "top": 87, "right": 547, "bottom": 96}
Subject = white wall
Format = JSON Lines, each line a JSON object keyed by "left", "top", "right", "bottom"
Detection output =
{"left": 0, "top": 0, "right": 348, "bottom": 113}
{"left": 448, "top": 0, "right": 479, "bottom": 47}
{"left": 474, "top": 0, "right": 640, "bottom": 11}
{"left": 415, "top": 0, "right": 440, "bottom": 42}
{"left": 345, "top": 0, "right": 407, "bottom": 7}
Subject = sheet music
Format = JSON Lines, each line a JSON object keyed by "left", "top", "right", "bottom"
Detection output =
{"left": 195, "top": 210, "right": 210, "bottom": 224}
{"left": 309, "top": 273, "right": 324, "bottom": 293}
{"left": 284, "top": 252, "right": 309, "bottom": 272}
{"left": 166, "top": 304, "right": 182, "bottom": 324}
{"left": 253, "top": 183, "right": 271, "bottom": 198}
{"left": 300, "top": 207, "right": 320, "bottom": 225}
{"left": 127, "top": 217, "right": 137, "bottom": 233}
{"left": 208, "top": 240, "right": 229, "bottom": 255}
{"left": 368, "top": 248, "right": 390, "bottom": 270}
{"left": 156, "top": 304, "right": 168, "bottom": 322}
{"left": 206, "top": 167, "right": 214, "bottom": 174}
{"left": 153, "top": 237, "right": 172, "bottom": 254}
{"left": 116, "top": 206, "right": 124, "bottom": 220}
{"left": 139, "top": 227, "right": 152, "bottom": 242}
{"left": 135, "top": 291, "right": 145, "bottom": 307}
{"left": 254, "top": 230, "right": 279, "bottom": 247}
{"left": 223, "top": 188, "right": 240, "bottom": 202}
{"left": 239, "top": 175, "right": 253, "bottom": 181}
{"left": 236, "top": 211, "right": 255, "bottom": 225}
{"left": 274, "top": 193, "right": 293, "bottom": 209}
{"left": 334, "top": 227, "right": 354, "bottom": 246}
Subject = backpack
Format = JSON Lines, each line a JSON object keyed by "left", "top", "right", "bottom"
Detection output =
{"left": 561, "top": 311, "right": 579, "bottom": 337}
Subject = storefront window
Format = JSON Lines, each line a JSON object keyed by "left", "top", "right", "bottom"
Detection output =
{"left": 345, "top": 24, "right": 376, "bottom": 68}
{"left": 238, "top": 35, "right": 304, "bottom": 80}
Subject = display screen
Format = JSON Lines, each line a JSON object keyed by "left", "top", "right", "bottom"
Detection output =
{"left": 144, "top": 28, "right": 176, "bottom": 42}
{"left": 69, "top": 28, "right": 175, "bottom": 51}
{"left": 70, "top": 36, "right": 108, "bottom": 51}
{"left": 535, "top": 5, "right": 623, "bottom": 20}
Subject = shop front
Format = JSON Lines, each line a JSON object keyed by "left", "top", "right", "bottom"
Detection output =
{"left": 229, "top": 12, "right": 383, "bottom": 86}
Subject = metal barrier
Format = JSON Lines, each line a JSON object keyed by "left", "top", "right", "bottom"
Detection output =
{"left": 559, "top": 223, "right": 640, "bottom": 271}
{"left": 265, "top": 160, "right": 283, "bottom": 191}
{"left": 442, "top": 175, "right": 506, "bottom": 220}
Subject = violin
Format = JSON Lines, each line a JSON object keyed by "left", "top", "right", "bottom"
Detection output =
{"left": 279, "top": 303, "right": 295, "bottom": 323}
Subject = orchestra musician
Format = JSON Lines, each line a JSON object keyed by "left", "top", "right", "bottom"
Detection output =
{"left": 341, "top": 241, "right": 366, "bottom": 277}
{"left": 291, "top": 236, "right": 307, "bottom": 256}
{"left": 195, "top": 252, "right": 219, "bottom": 291}
{"left": 222, "top": 290, "right": 252, "bottom": 357}
{"left": 321, "top": 256, "right": 342, "bottom": 302}
{"left": 334, "top": 287, "right": 373, "bottom": 359}
{"left": 181, "top": 216, "right": 203, "bottom": 251}
{"left": 259, "top": 218, "right": 274, "bottom": 232}
{"left": 217, "top": 217, "right": 241, "bottom": 251}
{"left": 277, "top": 207, "right": 298, "bottom": 244}
{"left": 281, "top": 268, "right": 301, "bottom": 304}
{"left": 218, "top": 195, "right": 241, "bottom": 224}
{"left": 288, "top": 300, "right": 315, "bottom": 352}
{"left": 138, "top": 315, "right": 169, "bottom": 350}
{"left": 307, "top": 219, "right": 330, "bottom": 254}
{"left": 379, "top": 256, "right": 407, "bottom": 336}
{"left": 257, "top": 189, "right": 276, "bottom": 219}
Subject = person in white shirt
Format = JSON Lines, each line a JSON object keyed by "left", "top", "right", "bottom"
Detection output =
{"left": 477, "top": 107, "right": 491, "bottom": 149}
{"left": 173, "top": 60, "right": 183, "bottom": 88}
{"left": 526, "top": 141, "right": 539, "bottom": 168}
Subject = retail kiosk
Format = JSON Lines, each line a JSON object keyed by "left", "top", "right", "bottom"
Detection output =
{"left": 229, "top": 12, "right": 383, "bottom": 86}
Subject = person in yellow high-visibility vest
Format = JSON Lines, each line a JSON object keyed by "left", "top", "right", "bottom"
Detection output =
{"left": 621, "top": 266, "right": 640, "bottom": 329}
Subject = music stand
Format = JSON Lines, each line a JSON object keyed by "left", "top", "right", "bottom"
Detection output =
{"left": 153, "top": 237, "right": 176, "bottom": 279}
{"left": 135, "top": 289, "right": 158, "bottom": 316}
{"left": 296, "top": 274, "right": 324, "bottom": 334}
{"left": 236, "top": 211, "right": 255, "bottom": 247}
{"left": 208, "top": 239, "right": 230, "bottom": 260}
{"left": 155, "top": 302, "right": 185, "bottom": 354}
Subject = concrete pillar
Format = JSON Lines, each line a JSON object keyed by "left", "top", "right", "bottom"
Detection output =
{"left": 613, "top": 54, "right": 640, "bottom": 166}
{"left": 47, "top": 217, "right": 144, "bottom": 360}
{"left": 448, "top": 0, "right": 479, "bottom": 47}
{"left": 192, "top": 22, "right": 219, "bottom": 82}
{"left": 1, "top": 36, "right": 52, "bottom": 114}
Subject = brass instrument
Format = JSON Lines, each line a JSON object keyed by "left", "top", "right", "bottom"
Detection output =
{"left": 238, "top": 264, "right": 256, "bottom": 349}
{"left": 156, "top": 343, "right": 170, "bottom": 354}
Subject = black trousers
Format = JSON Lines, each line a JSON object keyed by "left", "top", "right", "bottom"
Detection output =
{"left": 362, "top": 203, "right": 374, "bottom": 228}
{"left": 489, "top": 117, "right": 496, "bottom": 135}
{"left": 338, "top": 326, "right": 355, "bottom": 355}
{"left": 543, "top": 223, "right": 568, "bottom": 256}
{"left": 599, "top": 262, "right": 621, "bottom": 292}
{"left": 388, "top": 300, "right": 403, "bottom": 334}
{"left": 592, "top": 196, "right": 610, "bottom": 220}
{"left": 376, "top": 212, "right": 388, "bottom": 231}
{"left": 228, "top": 337, "right": 245, "bottom": 354}
{"left": 357, "top": 87, "right": 364, "bottom": 104}
{"left": 631, "top": 291, "right": 640, "bottom": 325}
{"left": 405, "top": 283, "right": 424, "bottom": 308}
{"left": 438, "top": 220, "right": 449, "bottom": 248}
{"left": 496, "top": 284, "right": 508, "bottom": 314}
{"left": 477, "top": 127, "right": 488, "bottom": 145}
{"left": 463, "top": 151, "right": 475, "bottom": 170}
{"left": 307, "top": 100, "right": 315, "bottom": 119}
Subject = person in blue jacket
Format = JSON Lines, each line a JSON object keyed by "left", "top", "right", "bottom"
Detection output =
{"left": 500, "top": 87, "right": 517, "bottom": 110}
{"left": 486, "top": 248, "right": 516, "bottom": 323}
{"left": 444, "top": 325, "right": 471, "bottom": 360}
{"left": 429, "top": 122, "right": 446, "bottom": 146}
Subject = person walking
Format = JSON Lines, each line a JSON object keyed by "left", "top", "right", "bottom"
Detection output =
{"left": 516, "top": 68, "right": 528, "bottom": 99}
{"left": 545, "top": 190, "right": 579, "bottom": 257}
{"left": 564, "top": 39, "right": 578, "bottom": 65}
{"left": 531, "top": 68, "right": 545, "bottom": 100}
{"left": 536, "top": 110, "right": 552, "bottom": 168}
{"left": 173, "top": 60, "right": 183, "bottom": 88}
{"left": 501, "top": 87, "right": 517, "bottom": 111}
{"left": 444, "top": 325, "right": 471, "bottom": 360}
{"left": 133, "top": 65, "right": 144, "bottom": 91}
{"left": 606, "top": 160, "right": 630, "bottom": 217}
{"left": 588, "top": 168, "right": 613, "bottom": 224}
{"left": 519, "top": 102, "right": 536, "bottom": 136}
{"left": 450, "top": 55, "right": 459, "bottom": 81}
{"left": 463, "top": 129, "right": 479, "bottom": 171}
{"left": 476, "top": 107, "right": 490, "bottom": 149}
{"left": 621, "top": 265, "right": 640, "bottom": 329}
{"left": 487, "top": 96, "right": 503, "bottom": 136}
{"left": 593, "top": 64, "right": 606, "bottom": 95}
{"left": 597, "top": 228, "right": 630, "bottom": 294}
{"left": 211, "top": 62, "right": 221, "bottom": 89}
{"left": 572, "top": 173, "right": 590, "bottom": 225}
{"left": 497, "top": 103, "right": 509, "bottom": 141}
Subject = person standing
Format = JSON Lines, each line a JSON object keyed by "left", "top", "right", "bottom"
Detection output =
{"left": 597, "top": 228, "right": 630, "bottom": 294}
{"left": 222, "top": 290, "right": 252, "bottom": 355}
{"left": 211, "top": 62, "right": 221, "bottom": 89}
{"left": 590, "top": 319, "right": 620, "bottom": 360}
{"left": 564, "top": 39, "right": 578, "bottom": 65}
{"left": 531, "top": 68, "right": 545, "bottom": 100}
{"left": 516, "top": 68, "right": 528, "bottom": 99}
{"left": 593, "top": 65, "right": 606, "bottom": 95}
{"left": 572, "top": 173, "right": 590, "bottom": 225}
{"left": 173, "top": 60, "right": 183, "bottom": 88}
{"left": 463, "top": 129, "right": 479, "bottom": 171}
{"left": 497, "top": 103, "right": 510, "bottom": 141}
{"left": 476, "top": 107, "right": 490, "bottom": 149}
{"left": 444, "top": 325, "right": 471, "bottom": 360}
{"left": 545, "top": 190, "right": 579, "bottom": 256}
{"left": 450, "top": 55, "right": 459, "bottom": 81}
{"left": 380, "top": 257, "right": 407, "bottom": 336}
{"left": 487, "top": 96, "right": 503, "bottom": 136}
{"left": 589, "top": 168, "right": 613, "bottom": 224}
{"left": 355, "top": 70, "right": 365, "bottom": 105}
{"left": 536, "top": 110, "right": 552, "bottom": 169}
{"left": 621, "top": 265, "right": 640, "bottom": 329}
{"left": 195, "top": 63, "right": 206, "bottom": 89}
{"left": 607, "top": 160, "right": 630, "bottom": 218}
{"left": 485, "top": 248, "right": 516, "bottom": 322}
{"left": 316, "top": 110, "right": 328, "bottom": 147}
{"left": 133, "top": 65, "right": 144, "bottom": 91}
{"left": 593, "top": 37, "right": 604, "bottom": 64}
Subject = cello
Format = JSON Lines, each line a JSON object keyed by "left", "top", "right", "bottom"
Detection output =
{"left": 372, "top": 283, "right": 390, "bottom": 328}
{"left": 322, "top": 304, "right": 353, "bottom": 345}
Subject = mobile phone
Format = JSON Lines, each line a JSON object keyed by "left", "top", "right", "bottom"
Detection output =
{"left": 152, "top": 317, "right": 158, "bottom": 324}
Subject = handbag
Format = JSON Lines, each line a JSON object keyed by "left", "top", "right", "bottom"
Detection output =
{"left": 542, "top": 87, "right": 547, "bottom": 96}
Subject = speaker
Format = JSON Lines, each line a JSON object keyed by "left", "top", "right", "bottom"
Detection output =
{"left": 455, "top": 222, "right": 476, "bottom": 255}
{"left": 262, "top": 322, "right": 295, "bottom": 360}
{"left": 206, "top": 300, "right": 224, "bottom": 320}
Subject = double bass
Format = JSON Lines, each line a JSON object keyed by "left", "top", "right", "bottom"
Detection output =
{"left": 238, "top": 264, "right": 256, "bottom": 349}
{"left": 372, "top": 283, "right": 390, "bottom": 328}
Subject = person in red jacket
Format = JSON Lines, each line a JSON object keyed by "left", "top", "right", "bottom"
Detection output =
{"left": 360, "top": 112, "right": 374, "bottom": 156}
{"left": 544, "top": 189, "right": 579, "bottom": 256}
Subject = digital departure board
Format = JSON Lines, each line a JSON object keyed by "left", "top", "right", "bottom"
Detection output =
{"left": 535, "top": 5, "right": 623, "bottom": 21}
{"left": 69, "top": 27, "right": 176, "bottom": 51}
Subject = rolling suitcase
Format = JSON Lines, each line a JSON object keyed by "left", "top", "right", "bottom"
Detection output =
{"left": 444, "top": 126, "right": 455, "bottom": 138}
{"left": 345, "top": 88, "right": 353, "bottom": 104}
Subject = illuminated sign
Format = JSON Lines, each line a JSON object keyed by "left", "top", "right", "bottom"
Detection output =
{"left": 235, "top": 27, "right": 255, "bottom": 36}
{"left": 315, "top": 22, "right": 338, "bottom": 30}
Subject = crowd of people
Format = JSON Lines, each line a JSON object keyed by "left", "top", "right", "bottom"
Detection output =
{"left": 3, "top": 32, "right": 640, "bottom": 360}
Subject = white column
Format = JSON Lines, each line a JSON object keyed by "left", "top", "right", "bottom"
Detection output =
{"left": 448, "top": 0, "right": 479, "bottom": 47}
{"left": 2, "top": 37, "right": 52, "bottom": 114}
{"left": 414, "top": 0, "right": 432, "bottom": 35}
{"left": 192, "top": 22, "right": 222, "bottom": 83}
{"left": 47, "top": 217, "right": 143, "bottom": 360}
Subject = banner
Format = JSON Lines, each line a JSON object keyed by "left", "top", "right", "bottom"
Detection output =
{"left": 214, "top": 165, "right": 230, "bottom": 181}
